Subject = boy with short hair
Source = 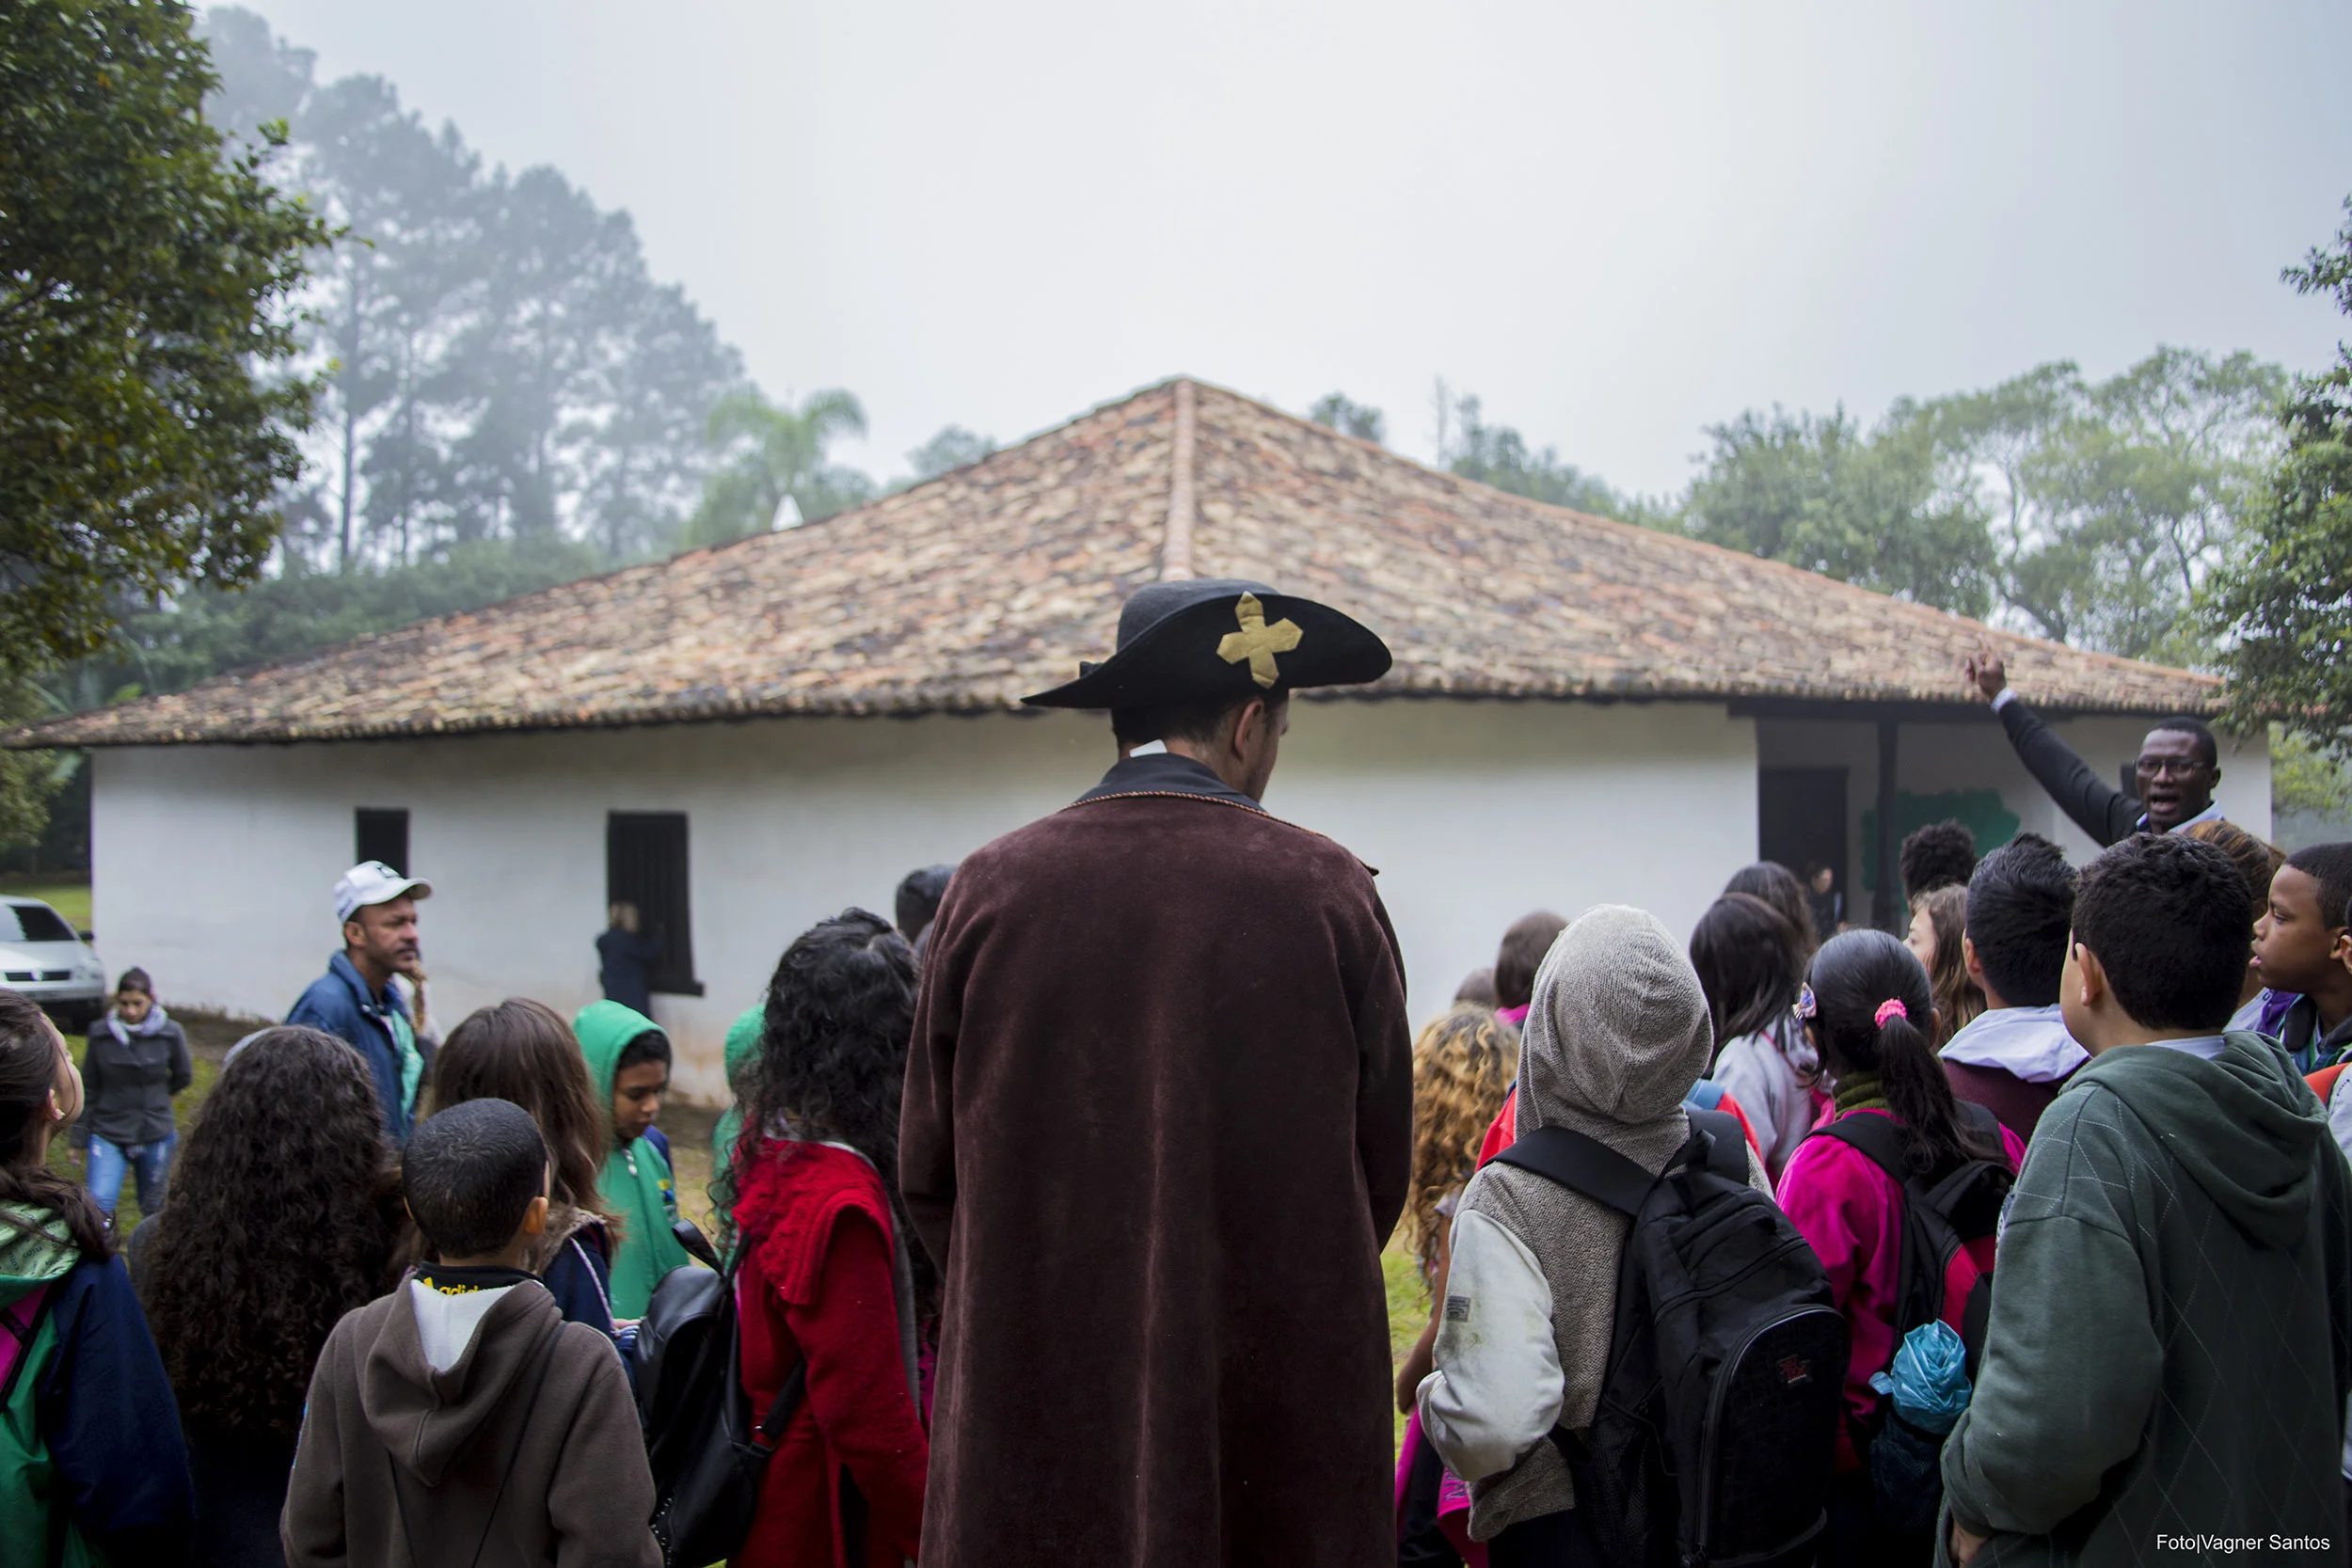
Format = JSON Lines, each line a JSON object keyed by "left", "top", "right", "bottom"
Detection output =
{"left": 1942, "top": 834, "right": 2352, "bottom": 1566}
{"left": 573, "top": 1001, "right": 694, "bottom": 1318}
{"left": 2259, "top": 842, "right": 2352, "bottom": 1071}
{"left": 282, "top": 1098, "right": 659, "bottom": 1568}
{"left": 1941, "top": 832, "right": 2087, "bottom": 1139}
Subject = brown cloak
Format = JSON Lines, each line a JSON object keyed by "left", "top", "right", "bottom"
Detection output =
{"left": 901, "top": 761, "right": 1412, "bottom": 1566}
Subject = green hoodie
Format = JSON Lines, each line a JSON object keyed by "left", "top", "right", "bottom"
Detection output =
{"left": 573, "top": 1001, "right": 697, "bottom": 1319}
{"left": 1940, "top": 1032, "right": 2352, "bottom": 1566}
{"left": 708, "top": 1004, "right": 764, "bottom": 1214}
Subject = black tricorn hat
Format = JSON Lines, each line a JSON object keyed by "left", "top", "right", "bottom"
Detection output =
{"left": 1022, "top": 578, "right": 1391, "bottom": 710}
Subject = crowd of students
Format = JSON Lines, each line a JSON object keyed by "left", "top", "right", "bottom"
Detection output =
{"left": 5, "top": 815, "right": 2352, "bottom": 1563}
{"left": 1392, "top": 822, "right": 2352, "bottom": 1567}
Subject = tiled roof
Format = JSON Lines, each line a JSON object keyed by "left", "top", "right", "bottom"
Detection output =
{"left": 8, "top": 378, "right": 2217, "bottom": 749}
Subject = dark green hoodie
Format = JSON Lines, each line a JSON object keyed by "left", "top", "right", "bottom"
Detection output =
{"left": 1940, "top": 1031, "right": 2352, "bottom": 1566}
{"left": 572, "top": 1002, "right": 695, "bottom": 1319}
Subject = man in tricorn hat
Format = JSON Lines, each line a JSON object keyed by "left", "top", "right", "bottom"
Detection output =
{"left": 901, "top": 579, "right": 1412, "bottom": 1566}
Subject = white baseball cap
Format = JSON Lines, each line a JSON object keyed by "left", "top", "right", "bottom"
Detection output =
{"left": 334, "top": 862, "right": 432, "bottom": 924}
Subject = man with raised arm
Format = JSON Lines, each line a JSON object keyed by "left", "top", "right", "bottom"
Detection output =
{"left": 1963, "top": 646, "right": 2225, "bottom": 847}
{"left": 900, "top": 579, "right": 1412, "bottom": 1568}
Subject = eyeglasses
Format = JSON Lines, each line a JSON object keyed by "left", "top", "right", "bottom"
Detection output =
{"left": 1795, "top": 982, "right": 1818, "bottom": 1021}
{"left": 2135, "top": 754, "right": 2209, "bottom": 779}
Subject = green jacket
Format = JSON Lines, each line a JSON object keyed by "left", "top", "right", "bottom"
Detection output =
{"left": 573, "top": 1001, "right": 697, "bottom": 1319}
{"left": 1941, "top": 1031, "right": 2352, "bottom": 1566}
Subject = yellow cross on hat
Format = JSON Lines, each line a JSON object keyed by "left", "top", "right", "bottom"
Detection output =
{"left": 1216, "top": 593, "right": 1304, "bottom": 689}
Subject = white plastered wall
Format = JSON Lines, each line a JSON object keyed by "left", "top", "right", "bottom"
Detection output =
{"left": 90, "top": 700, "right": 1758, "bottom": 1098}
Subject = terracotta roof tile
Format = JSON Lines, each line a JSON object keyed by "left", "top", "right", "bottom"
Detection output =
{"left": 8, "top": 379, "right": 2217, "bottom": 749}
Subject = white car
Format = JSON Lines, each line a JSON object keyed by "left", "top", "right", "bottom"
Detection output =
{"left": 0, "top": 896, "right": 105, "bottom": 1031}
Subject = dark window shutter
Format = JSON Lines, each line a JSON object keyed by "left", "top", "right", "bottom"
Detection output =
{"left": 606, "top": 813, "right": 700, "bottom": 996}
{"left": 355, "top": 809, "right": 409, "bottom": 876}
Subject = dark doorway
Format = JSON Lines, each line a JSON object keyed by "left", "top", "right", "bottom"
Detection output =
{"left": 355, "top": 808, "right": 409, "bottom": 875}
{"left": 606, "top": 812, "right": 701, "bottom": 996}
{"left": 1758, "top": 768, "right": 1848, "bottom": 923}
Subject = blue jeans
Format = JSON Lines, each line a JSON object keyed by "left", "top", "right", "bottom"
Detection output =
{"left": 87, "top": 1132, "right": 175, "bottom": 1217}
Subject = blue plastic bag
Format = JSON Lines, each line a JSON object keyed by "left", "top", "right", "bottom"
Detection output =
{"left": 1867, "top": 1319, "right": 1971, "bottom": 1436}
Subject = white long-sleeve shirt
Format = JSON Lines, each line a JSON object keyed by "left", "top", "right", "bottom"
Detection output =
{"left": 1414, "top": 1208, "right": 1564, "bottom": 1483}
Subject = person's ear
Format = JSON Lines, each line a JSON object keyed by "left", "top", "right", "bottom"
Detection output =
{"left": 1232, "top": 698, "right": 1266, "bottom": 756}
{"left": 1962, "top": 934, "right": 1986, "bottom": 985}
{"left": 343, "top": 916, "right": 366, "bottom": 948}
{"left": 521, "top": 1194, "right": 549, "bottom": 1238}
{"left": 2074, "top": 942, "right": 2109, "bottom": 1012}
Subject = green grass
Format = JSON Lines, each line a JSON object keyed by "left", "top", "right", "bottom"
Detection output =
{"left": 1386, "top": 1237, "right": 1431, "bottom": 1449}
{"left": 1, "top": 875, "right": 91, "bottom": 933}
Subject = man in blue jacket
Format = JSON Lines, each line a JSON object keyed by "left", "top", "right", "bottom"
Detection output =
{"left": 288, "top": 861, "right": 432, "bottom": 1142}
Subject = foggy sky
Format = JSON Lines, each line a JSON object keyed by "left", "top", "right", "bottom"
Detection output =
{"left": 253, "top": 0, "right": 2352, "bottom": 499}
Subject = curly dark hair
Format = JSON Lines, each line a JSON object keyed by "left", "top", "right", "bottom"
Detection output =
{"left": 0, "top": 990, "right": 109, "bottom": 1261}
{"left": 1900, "top": 820, "right": 1979, "bottom": 902}
{"left": 722, "top": 909, "right": 930, "bottom": 1310}
{"left": 140, "top": 1027, "right": 401, "bottom": 1440}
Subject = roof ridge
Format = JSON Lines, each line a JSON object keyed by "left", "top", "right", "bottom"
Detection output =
{"left": 1175, "top": 379, "right": 2219, "bottom": 690}
{"left": 1159, "top": 377, "right": 1198, "bottom": 581}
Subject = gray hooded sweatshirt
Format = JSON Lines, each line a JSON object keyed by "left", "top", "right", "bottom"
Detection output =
{"left": 1417, "top": 905, "right": 1771, "bottom": 1542}
{"left": 1940, "top": 1030, "right": 2352, "bottom": 1566}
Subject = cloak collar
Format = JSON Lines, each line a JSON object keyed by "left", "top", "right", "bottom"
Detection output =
{"left": 1073, "top": 752, "right": 1265, "bottom": 813}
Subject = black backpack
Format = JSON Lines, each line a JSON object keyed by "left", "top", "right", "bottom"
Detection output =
{"left": 1494, "top": 1109, "right": 1846, "bottom": 1568}
{"left": 1808, "top": 1102, "right": 2012, "bottom": 1536}
{"left": 631, "top": 1222, "right": 805, "bottom": 1568}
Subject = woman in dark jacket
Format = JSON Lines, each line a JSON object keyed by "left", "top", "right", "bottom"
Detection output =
{"left": 72, "top": 968, "right": 191, "bottom": 1218}
{"left": 135, "top": 1025, "right": 402, "bottom": 1568}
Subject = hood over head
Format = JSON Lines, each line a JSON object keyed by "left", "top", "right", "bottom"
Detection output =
{"left": 723, "top": 1004, "right": 764, "bottom": 1092}
{"left": 359, "top": 1278, "right": 560, "bottom": 1486}
{"left": 0, "top": 1204, "right": 79, "bottom": 1307}
{"left": 2079, "top": 1031, "right": 2331, "bottom": 1250}
{"left": 572, "top": 1000, "right": 662, "bottom": 1119}
{"left": 1518, "top": 905, "right": 1715, "bottom": 1165}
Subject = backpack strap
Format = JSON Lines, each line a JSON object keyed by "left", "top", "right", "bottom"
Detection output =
{"left": 1687, "top": 1108, "right": 1750, "bottom": 1181}
{"left": 1814, "top": 1110, "right": 1908, "bottom": 1188}
{"left": 0, "top": 1282, "right": 56, "bottom": 1404}
{"left": 1495, "top": 1109, "right": 1750, "bottom": 1215}
{"left": 756, "top": 1360, "right": 808, "bottom": 1444}
{"left": 1492, "top": 1125, "right": 1657, "bottom": 1217}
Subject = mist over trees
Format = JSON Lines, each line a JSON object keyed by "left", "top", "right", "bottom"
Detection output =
{"left": 1321, "top": 343, "right": 2288, "bottom": 668}
{"left": 201, "top": 8, "right": 745, "bottom": 571}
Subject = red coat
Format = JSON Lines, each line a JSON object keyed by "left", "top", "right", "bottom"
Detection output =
{"left": 731, "top": 1139, "right": 928, "bottom": 1568}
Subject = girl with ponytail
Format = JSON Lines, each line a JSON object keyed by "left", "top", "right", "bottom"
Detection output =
{"left": 1772, "top": 932, "right": 2022, "bottom": 1567}
{"left": 0, "top": 989, "right": 193, "bottom": 1559}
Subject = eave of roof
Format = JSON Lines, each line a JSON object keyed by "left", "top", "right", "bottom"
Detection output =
{"left": 6, "top": 377, "right": 2220, "bottom": 751}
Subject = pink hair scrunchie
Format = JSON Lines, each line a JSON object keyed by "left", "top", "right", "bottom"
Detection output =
{"left": 1874, "top": 998, "right": 1909, "bottom": 1028}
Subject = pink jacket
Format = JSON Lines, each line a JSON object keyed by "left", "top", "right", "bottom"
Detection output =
{"left": 1775, "top": 1107, "right": 2025, "bottom": 1471}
